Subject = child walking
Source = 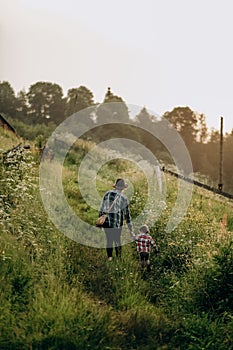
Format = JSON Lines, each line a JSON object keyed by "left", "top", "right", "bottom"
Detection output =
{"left": 130, "top": 224, "right": 158, "bottom": 272}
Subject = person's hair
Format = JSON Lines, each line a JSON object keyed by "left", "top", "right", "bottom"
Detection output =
{"left": 139, "top": 224, "right": 150, "bottom": 234}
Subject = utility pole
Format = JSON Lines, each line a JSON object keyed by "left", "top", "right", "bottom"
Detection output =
{"left": 218, "top": 116, "right": 223, "bottom": 192}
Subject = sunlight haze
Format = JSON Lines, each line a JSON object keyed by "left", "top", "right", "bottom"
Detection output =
{"left": 1, "top": 0, "right": 233, "bottom": 132}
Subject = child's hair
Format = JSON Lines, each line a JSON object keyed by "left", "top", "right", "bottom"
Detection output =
{"left": 139, "top": 224, "right": 150, "bottom": 234}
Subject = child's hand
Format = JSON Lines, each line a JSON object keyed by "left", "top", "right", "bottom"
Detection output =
{"left": 154, "top": 246, "right": 159, "bottom": 254}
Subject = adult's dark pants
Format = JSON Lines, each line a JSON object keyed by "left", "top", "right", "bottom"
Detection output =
{"left": 104, "top": 227, "right": 122, "bottom": 258}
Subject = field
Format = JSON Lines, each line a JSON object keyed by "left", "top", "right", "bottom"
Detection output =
{"left": 0, "top": 128, "right": 233, "bottom": 350}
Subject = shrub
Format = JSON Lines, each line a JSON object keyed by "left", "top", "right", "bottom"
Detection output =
{"left": 192, "top": 241, "right": 233, "bottom": 315}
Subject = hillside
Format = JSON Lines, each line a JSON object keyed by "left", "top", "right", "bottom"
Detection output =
{"left": 1, "top": 129, "right": 233, "bottom": 350}
{"left": 0, "top": 128, "right": 21, "bottom": 152}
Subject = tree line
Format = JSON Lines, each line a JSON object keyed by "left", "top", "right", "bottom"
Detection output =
{"left": 1, "top": 80, "right": 233, "bottom": 194}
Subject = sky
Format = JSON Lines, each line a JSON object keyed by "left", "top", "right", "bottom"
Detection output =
{"left": 1, "top": 0, "right": 233, "bottom": 133}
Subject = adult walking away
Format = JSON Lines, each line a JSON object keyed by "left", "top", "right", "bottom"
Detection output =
{"left": 130, "top": 224, "right": 158, "bottom": 272}
{"left": 99, "top": 178, "right": 133, "bottom": 261}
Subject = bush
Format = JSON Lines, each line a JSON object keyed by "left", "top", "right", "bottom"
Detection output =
{"left": 192, "top": 241, "right": 233, "bottom": 315}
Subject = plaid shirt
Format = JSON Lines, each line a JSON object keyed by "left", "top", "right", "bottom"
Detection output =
{"left": 99, "top": 189, "right": 133, "bottom": 231}
{"left": 130, "top": 232, "right": 157, "bottom": 253}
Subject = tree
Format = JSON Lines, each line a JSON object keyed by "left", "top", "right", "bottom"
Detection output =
{"left": 163, "top": 106, "right": 199, "bottom": 147}
{"left": 134, "top": 106, "right": 157, "bottom": 126}
{"left": 15, "top": 89, "right": 28, "bottom": 122}
{"left": 197, "top": 113, "right": 208, "bottom": 143}
{"left": 202, "top": 129, "right": 221, "bottom": 183}
{"left": 222, "top": 131, "right": 233, "bottom": 193}
{"left": 65, "top": 86, "right": 94, "bottom": 117}
{"left": 96, "top": 87, "right": 129, "bottom": 124}
{"left": 27, "top": 82, "right": 65, "bottom": 125}
{"left": 0, "top": 81, "right": 17, "bottom": 117}
{"left": 190, "top": 113, "right": 209, "bottom": 172}
{"left": 103, "top": 87, "right": 124, "bottom": 104}
{"left": 132, "top": 107, "right": 172, "bottom": 163}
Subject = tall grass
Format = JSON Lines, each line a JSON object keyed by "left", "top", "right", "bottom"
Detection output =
{"left": 1, "top": 131, "right": 233, "bottom": 349}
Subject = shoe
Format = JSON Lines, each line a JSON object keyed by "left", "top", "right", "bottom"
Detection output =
{"left": 108, "top": 257, "right": 113, "bottom": 261}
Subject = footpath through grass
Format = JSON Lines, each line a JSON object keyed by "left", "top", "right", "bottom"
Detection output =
{"left": 0, "top": 131, "right": 233, "bottom": 349}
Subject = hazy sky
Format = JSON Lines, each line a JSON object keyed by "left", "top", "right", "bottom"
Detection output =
{"left": 1, "top": 0, "right": 233, "bottom": 132}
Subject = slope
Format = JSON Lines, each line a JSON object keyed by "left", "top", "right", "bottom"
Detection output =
{"left": 0, "top": 130, "right": 233, "bottom": 350}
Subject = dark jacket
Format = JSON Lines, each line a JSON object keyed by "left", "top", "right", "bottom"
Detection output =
{"left": 99, "top": 189, "right": 133, "bottom": 230}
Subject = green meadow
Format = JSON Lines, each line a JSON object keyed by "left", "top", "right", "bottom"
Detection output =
{"left": 1, "top": 128, "right": 233, "bottom": 350}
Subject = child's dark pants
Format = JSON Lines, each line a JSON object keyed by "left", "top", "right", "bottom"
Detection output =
{"left": 139, "top": 252, "right": 151, "bottom": 272}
